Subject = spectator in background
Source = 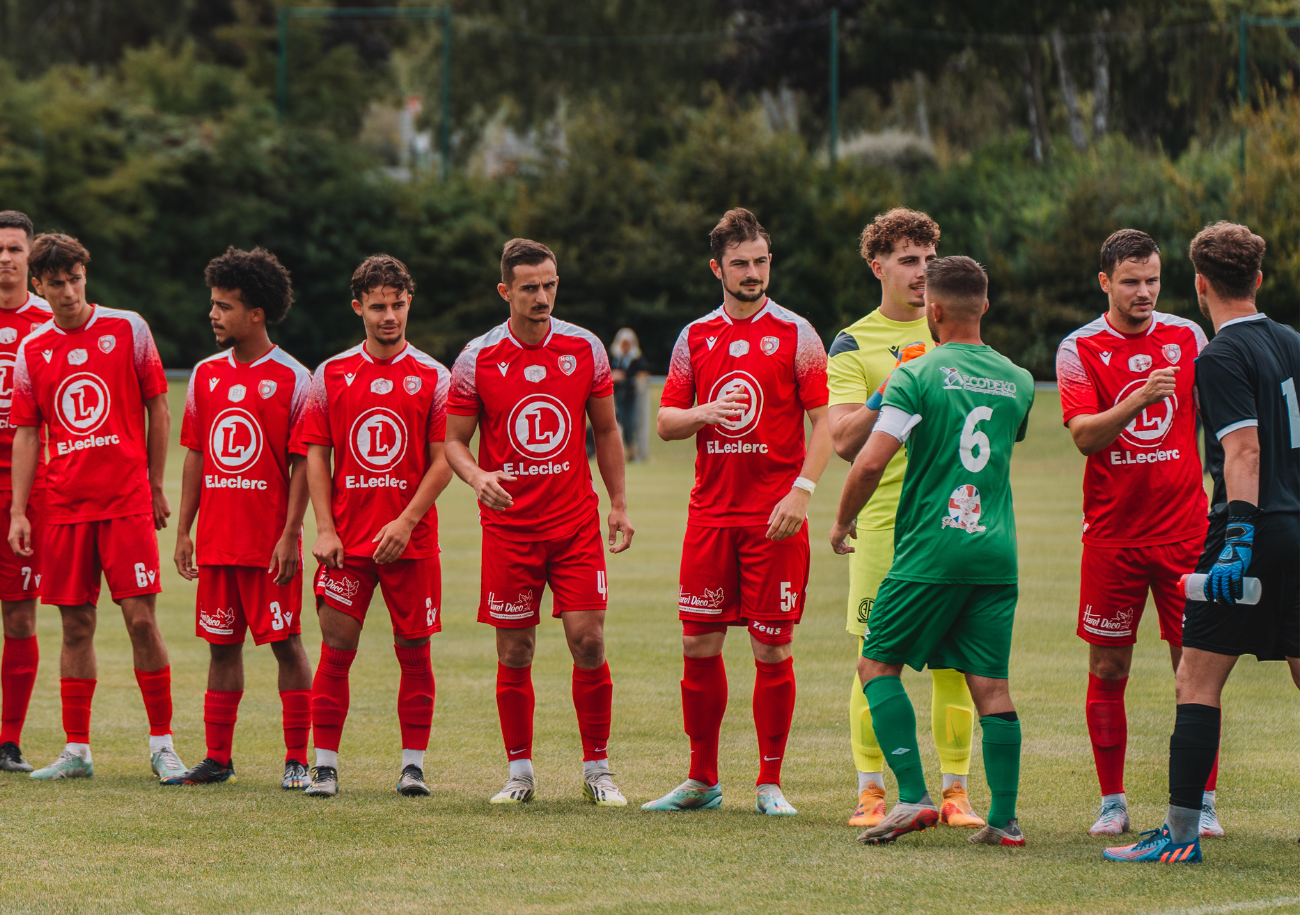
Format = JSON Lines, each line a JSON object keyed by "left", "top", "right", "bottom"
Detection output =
{"left": 609, "top": 328, "right": 649, "bottom": 449}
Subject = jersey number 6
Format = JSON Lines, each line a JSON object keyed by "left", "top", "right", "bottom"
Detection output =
{"left": 960, "top": 406, "right": 994, "bottom": 473}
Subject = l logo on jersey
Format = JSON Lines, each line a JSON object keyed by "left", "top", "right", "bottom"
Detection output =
{"left": 68, "top": 349, "right": 88, "bottom": 366}
{"left": 228, "top": 384, "right": 246, "bottom": 403}
{"left": 1128, "top": 354, "right": 1152, "bottom": 373}
{"left": 370, "top": 378, "right": 393, "bottom": 395}
{"left": 507, "top": 394, "right": 570, "bottom": 460}
{"left": 760, "top": 336, "right": 779, "bottom": 355}
{"left": 403, "top": 375, "right": 421, "bottom": 395}
{"left": 349, "top": 407, "right": 408, "bottom": 472}
{"left": 1115, "top": 379, "right": 1177, "bottom": 447}
{"left": 729, "top": 340, "right": 750, "bottom": 358}
{"left": 0, "top": 328, "right": 16, "bottom": 344}
{"left": 209, "top": 408, "right": 263, "bottom": 474}
{"left": 707, "top": 371, "right": 763, "bottom": 439}
{"left": 259, "top": 380, "right": 277, "bottom": 399}
{"left": 0, "top": 354, "right": 14, "bottom": 411}
{"left": 1162, "top": 343, "right": 1182, "bottom": 364}
{"left": 558, "top": 355, "right": 576, "bottom": 376}
{"left": 98, "top": 335, "right": 115, "bottom": 354}
{"left": 54, "top": 372, "right": 111, "bottom": 434}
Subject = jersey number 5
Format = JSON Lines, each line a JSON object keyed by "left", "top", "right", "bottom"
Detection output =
{"left": 960, "top": 406, "right": 994, "bottom": 473}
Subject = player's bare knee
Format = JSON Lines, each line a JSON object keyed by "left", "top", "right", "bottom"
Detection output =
{"left": 58, "top": 605, "right": 96, "bottom": 644}
{"left": 497, "top": 629, "right": 535, "bottom": 668}
{"left": 270, "top": 635, "right": 307, "bottom": 663}
{"left": 1088, "top": 643, "right": 1133, "bottom": 680}
{"left": 1, "top": 599, "right": 36, "bottom": 638}
{"left": 209, "top": 642, "right": 242, "bottom": 666}
{"left": 568, "top": 632, "right": 605, "bottom": 669}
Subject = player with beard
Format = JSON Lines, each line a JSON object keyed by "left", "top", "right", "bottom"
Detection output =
{"left": 644, "top": 208, "right": 830, "bottom": 816}
{"left": 9, "top": 233, "right": 184, "bottom": 782}
{"left": 1055, "top": 229, "right": 1216, "bottom": 837}
{"left": 828, "top": 208, "right": 984, "bottom": 830}
{"left": 446, "top": 238, "right": 633, "bottom": 807}
{"left": 0, "top": 211, "right": 49, "bottom": 773}
{"left": 297, "top": 255, "right": 451, "bottom": 798}
{"left": 167, "top": 247, "right": 314, "bottom": 789}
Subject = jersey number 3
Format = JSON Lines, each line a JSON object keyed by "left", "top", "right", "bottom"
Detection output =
{"left": 960, "top": 406, "right": 994, "bottom": 473}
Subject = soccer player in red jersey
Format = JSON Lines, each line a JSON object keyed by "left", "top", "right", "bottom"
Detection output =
{"left": 0, "top": 211, "right": 50, "bottom": 773}
{"left": 644, "top": 208, "right": 831, "bottom": 817}
{"left": 1055, "top": 229, "right": 1218, "bottom": 836}
{"left": 297, "top": 254, "right": 451, "bottom": 798}
{"left": 7, "top": 233, "right": 184, "bottom": 781}
{"left": 167, "top": 247, "right": 314, "bottom": 789}
{"left": 446, "top": 238, "right": 634, "bottom": 807}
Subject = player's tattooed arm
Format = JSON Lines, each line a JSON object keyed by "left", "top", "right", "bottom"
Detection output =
{"left": 372, "top": 442, "right": 452, "bottom": 564}
{"left": 270, "top": 453, "right": 309, "bottom": 585}
{"left": 829, "top": 430, "right": 903, "bottom": 554}
{"left": 173, "top": 448, "right": 202, "bottom": 581}
{"left": 307, "top": 444, "right": 345, "bottom": 569}
{"left": 445, "top": 412, "right": 516, "bottom": 510}
{"left": 655, "top": 388, "right": 749, "bottom": 440}
{"left": 145, "top": 393, "right": 171, "bottom": 530}
{"left": 767, "top": 405, "right": 832, "bottom": 541}
{"left": 6, "top": 425, "right": 39, "bottom": 559}
{"left": 587, "top": 394, "right": 634, "bottom": 553}
{"left": 1066, "top": 367, "right": 1179, "bottom": 456}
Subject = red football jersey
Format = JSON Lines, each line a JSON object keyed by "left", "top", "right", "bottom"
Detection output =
{"left": 660, "top": 298, "right": 829, "bottom": 527}
{"left": 448, "top": 318, "right": 613, "bottom": 542}
{"left": 10, "top": 305, "right": 167, "bottom": 523}
{"left": 1056, "top": 311, "right": 1209, "bottom": 547}
{"left": 180, "top": 346, "right": 312, "bottom": 566}
{"left": 0, "top": 293, "right": 51, "bottom": 491}
{"left": 295, "top": 341, "right": 449, "bottom": 560}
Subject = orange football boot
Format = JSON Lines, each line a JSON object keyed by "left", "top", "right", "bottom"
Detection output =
{"left": 940, "top": 783, "right": 986, "bottom": 828}
{"left": 848, "top": 781, "right": 887, "bottom": 827}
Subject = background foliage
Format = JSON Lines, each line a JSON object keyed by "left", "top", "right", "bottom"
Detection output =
{"left": 0, "top": 0, "right": 1297, "bottom": 376}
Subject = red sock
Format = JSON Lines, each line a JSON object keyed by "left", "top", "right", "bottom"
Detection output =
{"left": 61, "top": 678, "right": 96, "bottom": 743}
{"left": 203, "top": 689, "right": 242, "bottom": 765}
{"left": 134, "top": 666, "right": 173, "bottom": 736}
{"left": 311, "top": 646, "right": 356, "bottom": 753}
{"left": 682, "top": 654, "right": 727, "bottom": 785}
{"left": 280, "top": 689, "right": 311, "bottom": 762}
{"left": 395, "top": 644, "right": 435, "bottom": 752}
{"left": 496, "top": 663, "right": 534, "bottom": 761}
{"left": 753, "top": 657, "right": 796, "bottom": 787}
{"left": 1207, "top": 751, "right": 1220, "bottom": 792}
{"left": 0, "top": 635, "right": 39, "bottom": 745}
{"left": 572, "top": 662, "right": 612, "bottom": 762}
{"left": 1086, "top": 673, "right": 1128, "bottom": 796}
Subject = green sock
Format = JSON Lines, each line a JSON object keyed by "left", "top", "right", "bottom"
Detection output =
{"left": 863, "top": 676, "right": 927, "bottom": 804}
{"left": 980, "top": 715, "right": 1022, "bottom": 829}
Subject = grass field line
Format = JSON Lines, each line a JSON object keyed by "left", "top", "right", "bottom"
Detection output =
{"left": 1148, "top": 896, "right": 1300, "bottom": 915}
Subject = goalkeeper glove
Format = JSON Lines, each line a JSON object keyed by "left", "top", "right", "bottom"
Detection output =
{"left": 865, "top": 342, "right": 928, "bottom": 410}
{"left": 1206, "top": 501, "right": 1256, "bottom": 604}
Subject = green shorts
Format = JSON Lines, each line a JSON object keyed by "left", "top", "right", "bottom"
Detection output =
{"left": 861, "top": 578, "right": 1018, "bottom": 679}
{"left": 845, "top": 526, "right": 894, "bottom": 637}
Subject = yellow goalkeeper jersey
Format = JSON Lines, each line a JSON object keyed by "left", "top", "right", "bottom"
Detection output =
{"left": 826, "top": 308, "right": 933, "bottom": 531}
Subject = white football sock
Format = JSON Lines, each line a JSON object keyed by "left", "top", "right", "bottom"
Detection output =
{"left": 756, "top": 782, "right": 783, "bottom": 796}
{"left": 65, "top": 742, "right": 92, "bottom": 762}
{"left": 315, "top": 749, "right": 338, "bottom": 770}
{"left": 582, "top": 759, "right": 609, "bottom": 777}
{"left": 858, "top": 770, "right": 883, "bottom": 792}
{"left": 1202, "top": 789, "right": 1215, "bottom": 804}
{"left": 942, "top": 773, "right": 966, "bottom": 792}
{"left": 509, "top": 758, "right": 534, "bottom": 779}
{"left": 1102, "top": 791, "right": 1127, "bottom": 807}
{"left": 684, "top": 778, "right": 713, "bottom": 790}
{"left": 402, "top": 749, "right": 424, "bottom": 770}
{"left": 148, "top": 733, "right": 174, "bottom": 754}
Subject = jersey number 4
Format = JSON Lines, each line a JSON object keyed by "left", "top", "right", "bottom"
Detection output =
{"left": 960, "top": 406, "right": 994, "bottom": 473}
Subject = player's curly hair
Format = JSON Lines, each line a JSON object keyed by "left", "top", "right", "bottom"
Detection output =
{"left": 351, "top": 254, "right": 415, "bottom": 302}
{"left": 859, "top": 208, "right": 940, "bottom": 262}
{"left": 29, "top": 233, "right": 90, "bottom": 280}
{"left": 1099, "top": 229, "right": 1159, "bottom": 276}
{"left": 204, "top": 247, "right": 294, "bottom": 325}
{"left": 1189, "top": 222, "right": 1266, "bottom": 301}
{"left": 709, "top": 208, "right": 771, "bottom": 263}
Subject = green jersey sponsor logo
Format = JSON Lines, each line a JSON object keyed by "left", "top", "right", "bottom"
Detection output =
{"left": 940, "top": 365, "right": 1020, "bottom": 398}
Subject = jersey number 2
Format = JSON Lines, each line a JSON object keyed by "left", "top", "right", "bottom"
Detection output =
{"left": 960, "top": 406, "right": 994, "bottom": 473}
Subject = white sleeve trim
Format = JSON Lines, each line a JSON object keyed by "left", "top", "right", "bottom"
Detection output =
{"left": 1215, "top": 418, "right": 1259, "bottom": 440}
{"left": 876, "top": 405, "right": 922, "bottom": 442}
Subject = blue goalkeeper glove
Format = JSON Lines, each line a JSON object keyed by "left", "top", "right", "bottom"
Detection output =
{"left": 1206, "top": 501, "right": 1256, "bottom": 604}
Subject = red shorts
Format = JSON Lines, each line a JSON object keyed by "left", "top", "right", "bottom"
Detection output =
{"left": 0, "top": 489, "right": 43, "bottom": 602}
{"left": 1077, "top": 538, "right": 1201, "bottom": 647}
{"left": 677, "top": 522, "right": 809, "bottom": 644}
{"left": 198, "top": 565, "right": 303, "bottom": 646}
{"left": 315, "top": 555, "right": 441, "bottom": 640}
{"left": 478, "top": 518, "right": 607, "bottom": 628}
{"left": 42, "top": 513, "right": 160, "bottom": 606}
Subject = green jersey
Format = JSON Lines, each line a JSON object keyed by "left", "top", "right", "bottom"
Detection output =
{"left": 879, "top": 343, "right": 1034, "bottom": 585}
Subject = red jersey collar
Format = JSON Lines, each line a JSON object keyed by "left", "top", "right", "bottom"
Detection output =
{"left": 1102, "top": 311, "right": 1156, "bottom": 339}
{"left": 505, "top": 318, "right": 554, "bottom": 350}
{"left": 225, "top": 344, "right": 280, "bottom": 369}
{"left": 50, "top": 303, "right": 99, "bottom": 335}
{"left": 718, "top": 297, "right": 771, "bottom": 325}
{"left": 358, "top": 340, "right": 410, "bottom": 365}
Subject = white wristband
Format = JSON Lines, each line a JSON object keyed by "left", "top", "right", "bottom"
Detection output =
{"left": 792, "top": 476, "right": 816, "bottom": 494}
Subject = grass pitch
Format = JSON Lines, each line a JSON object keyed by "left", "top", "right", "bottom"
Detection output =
{"left": 3, "top": 387, "right": 1298, "bottom": 915}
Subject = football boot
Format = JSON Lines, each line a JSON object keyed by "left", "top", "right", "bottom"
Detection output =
{"left": 939, "top": 783, "right": 986, "bottom": 828}
{"left": 1103, "top": 825, "right": 1201, "bottom": 863}
{"left": 582, "top": 769, "right": 627, "bottom": 807}
{"left": 397, "top": 764, "right": 431, "bottom": 797}
{"left": 856, "top": 799, "right": 940, "bottom": 845}
{"left": 30, "top": 748, "right": 94, "bottom": 780}
{"left": 641, "top": 781, "right": 722, "bottom": 811}
{"left": 0, "top": 741, "right": 33, "bottom": 773}
{"left": 490, "top": 772, "right": 535, "bottom": 804}
{"left": 304, "top": 765, "right": 339, "bottom": 797}
{"left": 282, "top": 759, "right": 310, "bottom": 790}
{"left": 1090, "top": 797, "right": 1131, "bottom": 836}
{"left": 150, "top": 746, "right": 187, "bottom": 782}
{"left": 755, "top": 787, "right": 797, "bottom": 817}
{"left": 161, "top": 757, "right": 235, "bottom": 786}
{"left": 969, "top": 817, "right": 1025, "bottom": 847}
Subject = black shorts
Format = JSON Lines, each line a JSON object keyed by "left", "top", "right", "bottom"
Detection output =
{"left": 1182, "top": 513, "right": 1300, "bottom": 661}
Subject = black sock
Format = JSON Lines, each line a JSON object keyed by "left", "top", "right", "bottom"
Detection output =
{"left": 1169, "top": 703, "right": 1220, "bottom": 810}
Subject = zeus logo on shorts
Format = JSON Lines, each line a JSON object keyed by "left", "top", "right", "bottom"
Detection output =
{"left": 209, "top": 408, "right": 264, "bottom": 474}
{"left": 55, "top": 372, "right": 111, "bottom": 434}
{"left": 507, "top": 394, "right": 570, "bottom": 460}
{"left": 707, "top": 371, "right": 763, "bottom": 439}
{"left": 349, "top": 407, "right": 407, "bottom": 472}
